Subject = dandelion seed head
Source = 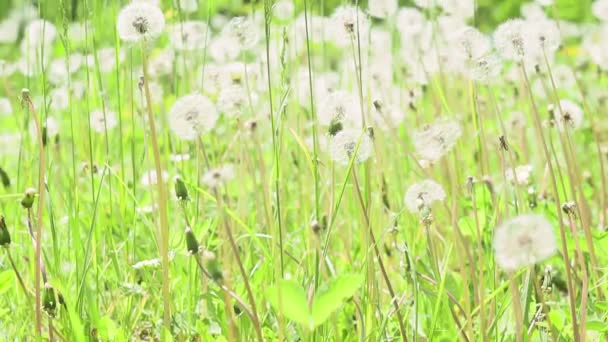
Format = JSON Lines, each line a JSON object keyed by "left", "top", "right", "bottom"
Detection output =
{"left": 0, "top": 97, "right": 12, "bottom": 116}
{"left": 494, "top": 19, "right": 527, "bottom": 61}
{"left": 318, "top": 90, "right": 362, "bottom": 128}
{"left": 217, "top": 85, "right": 252, "bottom": 118}
{"left": 169, "top": 21, "right": 210, "bottom": 51}
{"left": 493, "top": 214, "right": 556, "bottom": 271}
{"left": 328, "top": 129, "right": 373, "bottom": 166}
{"left": 329, "top": 5, "right": 370, "bottom": 47}
{"left": 505, "top": 164, "right": 534, "bottom": 186}
{"left": 173, "top": 0, "right": 198, "bottom": 13}
{"left": 223, "top": 16, "right": 259, "bottom": 50}
{"left": 404, "top": 179, "right": 446, "bottom": 213}
{"left": 117, "top": 2, "right": 165, "bottom": 43}
{"left": 413, "top": 119, "right": 462, "bottom": 162}
{"left": 549, "top": 99, "right": 584, "bottom": 130}
{"left": 593, "top": 0, "right": 608, "bottom": 21}
{"left": 90, "top": 109, "right": 118, "bottom": 133}
{"left": 273, "top": 0, "right": 295, "bottom": 20}
{"left": 202, "top": 164, "right": 235, "bottom": 189}
{"left": 368, "top": 0, "right": 398, "bottom": 19}
{"left": 169, "top": 93, "right": 218, "bottom": 140}
{"left": 140, "top": 170, "right": 169, "bottom": 187}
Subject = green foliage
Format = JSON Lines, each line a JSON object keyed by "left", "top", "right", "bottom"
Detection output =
{"left": 266, "top": 274, "right": 363, "bottom": 330}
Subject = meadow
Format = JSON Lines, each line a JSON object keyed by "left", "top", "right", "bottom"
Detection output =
{"left": 0, "top": 0, "right": 607, "bottom": 340}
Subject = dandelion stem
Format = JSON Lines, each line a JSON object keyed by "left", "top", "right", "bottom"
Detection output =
{"left": 23, "top": 94, "right": 46, "bottom": 338}
{"left": 140, "top": 41, "right": 172, "bottom": 330}
{"left": 351, "top": 168, "right": 408, "bottom": 341}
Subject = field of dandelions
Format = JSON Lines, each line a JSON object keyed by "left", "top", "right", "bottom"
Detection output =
{"left": 2, "top": 0, "right": 608, "bottom": 340}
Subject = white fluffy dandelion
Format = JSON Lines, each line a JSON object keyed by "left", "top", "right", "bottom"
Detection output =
{"left": 329, "top": 5, "right": 370, "bottom": 47}
{"left": 413, "top": 119, "right": 462, "bottom": 162}
{"left": 493, "top": 19, "right": 527, "bottom": 61}
{"left": 404, "top": 179, "right": 446, "bottom": 213}
{"left": 116, "top": 2, "right": 165, "bottom": 43}
{"left": 317, "top": 90, "right": 362, "bottom": 128}
{"left": 328, "top": 129, "right": 373, "bottom": 166}
{"left": 549, "top": 99, "right": 584, "bottom": 130}
{"left": 368, "top": 0, "right": 398, "bottom": 19}
{"left": 505, "top": 164, "right": 534, "bottom": 186}
{"left": 168, "top": 21, "right": 210, "bottom": 51}
{"left": 493, "top": 214, "right": 557, "bottom": 272}
{"left": 202, "top": 164, "right": 235, "bottom": 189}
{"left": 90, "top": 109, "right": 118, "bottom": 133}
{"left": 0, "top": 97, "right": 12, "bottom": 116}
{"left": 140, "top": 169, "right": 169, "bottom": 187}
{"left": 168, "top": 93, "right": 218, "bottom": 140}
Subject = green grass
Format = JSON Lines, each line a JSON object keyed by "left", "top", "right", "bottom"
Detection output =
{"left": 0, "top": 0, "right": 608, "bottom": 341}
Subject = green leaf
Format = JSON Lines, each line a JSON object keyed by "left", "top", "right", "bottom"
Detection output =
{"left": 0, "top": 271, "right": 11, "bottom": 295}
{"left": 266, "top": 279, "right": 311, "bottom": 328}
{"left": 586, "top": 320, "right": 608, "bottom": 332}
{"left": 311, "top": 274, "right": 362, "bottom": 328}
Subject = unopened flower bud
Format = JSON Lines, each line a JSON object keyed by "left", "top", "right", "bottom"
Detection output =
{"left": 21, "top": 188, "right": 36, "bottom": 209}
{"left": 0, "top": 215, "right": 10, "bottom": 247}
{"left": 174, "top": 176, "right": 189, "bottom": 201}
{"left": 43, "top": 283, "right": 57, "bottom": 317}
{"left": 185, "top": 226, "right": 199, "bottom": 255}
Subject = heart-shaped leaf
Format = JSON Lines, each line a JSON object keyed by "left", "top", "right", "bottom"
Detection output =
{"left": 311, "top": 274, "right": 363, "bottom": 327}
{"left": 266, "top": 279, "right": 311, "bottom": 328}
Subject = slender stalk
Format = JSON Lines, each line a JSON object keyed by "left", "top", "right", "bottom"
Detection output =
{"left": 519, "top": 64, "right": 579, "bottom": 341}
{"left": 351, "top": 168, "right": 408, "bottom": 341}
{"left": 214, "top": 190, "right": 264, "bottom": 341}
{"left": 140, "top": 42, "right": 171, "bottom": 329}
{"left": 22, "top": 93, "right": 46, "bottom": 337}
{"left": 6, "top": 249, "right": 31, "bottom": 296}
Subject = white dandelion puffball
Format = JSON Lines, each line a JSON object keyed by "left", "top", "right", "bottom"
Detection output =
{"left": 505, "top": 164, "right": 533, "bottom": 186}
{"left": 273, "top": 0, "right": 294, "bottom": 20}
{"left": 550, "top": 99, "right": 584, "bottom": 130}
{"left": 328, "top": 129, "right": 373, "bottom": 166}
{"left": 317, "top": 90, "right": 362, "bottom": 128}
{"left": 368, "top": 0, "right": 398, "bottom": 19}
{"left": 29, "top": 117, "right": 59, "bottom": 140}
{"left": 117, "top": 2, "right": 165, "bottom": 43}
{"left": 169, "top": 21, "right": 210, "bottom": 51}
{"left": 173, "top": 0, "right": 198, "bottom": 13}
{"left": 413, "top": 119, "right": 462, "bottom": 162}
{"left": 90, "top": 109, "right": 118, "bottom": 133}
{"left": 223, "top": 16, "right": 259, "bottom": 50}
{"left": 49, "top": 87, "right": 70, "bottom": 111}
{"left": 493, "top": 19, "right": 527, "bottom": 61}
{"left": 202, "top": 164, "right": 235, "bottom": 189}
{"left": 23, "top": 19, "right": 58, "bottom": 48}
{"left": 404, "top": 179, "right": 446, "bottom": 213}
{"left": 0, "top": 97, "right": 12, "bottom": 116}
{"left": 593, "top": 0, "right": 608, "bottom": 21}
{"left": 140, "top": 169, "right": 169, "bottom": 187}
{"left": 330, "top": 5, "right": 370, "bottom": 47}
{"left": 168, "top": 93, "right": 218, "bottom": 140}
{"left": 493, "top": 214, "right": 557, "bottom": 272}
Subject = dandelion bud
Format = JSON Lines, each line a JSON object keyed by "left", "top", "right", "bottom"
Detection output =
{"left": 174, "top": 176, "right": 189, "bottom": 201}
{"left": 528, "top": 186, "right": 537, "bottom": 209}
{"left": 138, "top": 76, "right": 145, "bottom": 92}
{"left": 202, "top": 250, "right": 223, "bottom": 281}
{"left": 21, "top": 188, "right": 36, "bottom": 209}
{"left": 185, "top": 226, "right": 199, "bottom": 255}
{"left": 20, "top": 88, "right": 31, "bottom": 105}
{"left": 310, "top": 220, "right": 322, "bottom": 235}
{"left": 0, "top": 215, "right": 11, "bottom": 247}
{"left": 327, "top": 120, "right": 343, "bottom": 136}
{"left": 43, "top": 283, "right": 57, "bottom": 317}
{"left": 562, "top": 201, "right": 577, "bottom": 215}
{"left": 0, "top": 167, "right": 10, "bottom": 188}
